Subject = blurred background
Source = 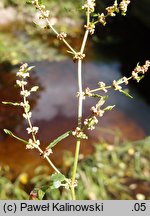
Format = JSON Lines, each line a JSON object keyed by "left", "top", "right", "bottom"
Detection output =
{"left": 0, "top": 0, "right": 150, "bottom": 199}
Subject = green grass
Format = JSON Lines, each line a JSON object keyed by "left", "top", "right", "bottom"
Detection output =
{"left": 1, "top": 135, "right": 150, "bottom": 200}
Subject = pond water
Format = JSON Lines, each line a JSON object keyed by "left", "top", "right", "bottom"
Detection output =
{"left": 0, "top": 59, "right": 150, "bottom": 176}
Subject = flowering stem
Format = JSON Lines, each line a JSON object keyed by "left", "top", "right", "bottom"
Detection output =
{"left": 44, "top": 18, "right": 76, "bottom": 54}
{"left": 34, "top": 2, "right": 76, "bottom": 55}
{"left": 36, "top": 145, "right": 60, "bottom": 174}
{"left": 70, "top": 60, "right": 82, "bottom": 200}
{"left": 20, "top": 77, "right": 60, "bottom": 174}
{"left": 70, "top": 7, "right": 90, "bottom": 200}
{"left": 77, "top": 60, "right": 83, "bottom": 128}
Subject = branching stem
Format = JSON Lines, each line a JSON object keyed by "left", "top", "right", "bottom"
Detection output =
{"left": 70, "top": 7, "right": 90, "bottom": 200}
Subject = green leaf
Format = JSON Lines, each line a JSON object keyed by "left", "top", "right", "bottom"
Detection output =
{"left": 30, "top": 86, "right": 39, "bottom": 92}
{"left": 4, "top": 129, "right": 28, "bottom": 145}
{"left": 47, "top": 131, "right": 71, "bottom": 149}
{"left": 38, "top": 189, "right": 45, "bottom": 200}
{"left": 27, "top": 66, "right": 35, "bottom": 71}
{"left": 92, "top": 94, "right": 103, "bottom": 98}
{"left": 104, "top": 105, "right": 115, "bottom": 111}
{"left": 92, "top": 13, "right": 99, "bottom": 17}
{"left": 51, "top": 173, "right": 66, "bottom": 182}
{"left": 2, "top": 101, "right": 20, "bottom": 106}
{"left": 25, "top": 104, "right": 30, "bottom": 113}
{"left": 119, "top": 90, "right": 133, "bottom": 98}
{"left": 116, "top": 78, "right": 124, "bottom": 85}
{"left": 4, "top": 129, "right": 13, "bottom": 135}
{"left": 136, "top": 75, "right": 144, "bottom": 83}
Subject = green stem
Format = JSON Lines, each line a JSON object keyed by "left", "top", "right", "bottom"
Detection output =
{"left": 45, "top": 18, "right": 76, "bottom": 54}
{"left": 70, "top": 61, "right": 83, "bottom": 199}
{"left": 71, "top": 139, "right": 81, "bottom": 184}
{"left": 70, "top": 8, "right": 90, "bottom": 200}
{"left": 70, "top": 184, "right": 76, "bottom": 200}
{"left": 34, "top": 2, "right": 77, "bottom": 54}
{"left": 4, "top": 129, "right": 28, "bottom": 144}
{"left": 36, "top": 146, "right": 60, "bottom": 174}
{"left": 90, "top": 85, "right": 111, "bottom": 93}
{"left": 21, "top": 81, "right": 60, "bottom": 174}
{"left": 70, "top": 60, "right": 83, "bottom": 200}
{"left": 80, "top": 30, "right": 89, "bottom": 54}
{"left": 77, "top": 59, "right": 83, "bottom": 127}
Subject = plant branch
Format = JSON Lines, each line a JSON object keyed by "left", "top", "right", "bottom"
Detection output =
{"left": 70, "top": 7, "right": 90, "bottom": 200}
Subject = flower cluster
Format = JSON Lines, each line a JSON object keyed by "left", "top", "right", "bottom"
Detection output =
{"left": 26, "top": 139, "right": 40, "bottom": 150}
{"left": 26, "top": 127, "right": 39, "bottom": 134}
{"left": 98, "top": 0, "right": 130, "bottom": 26}
{"left": 83, "top": 87, "right": 93, "bottom": 97}
{"left": 133, "top": 60, "right": 150, "bottom": 75}
{"left": 57, "top": 32, "right": 67, "bottom": 40}
{"left": 127, "top": 60, "right": 150, "bottom": 83}
{"left": 91, "top": 105, "right": 105, "bottom": 117}
{"left": 16, "top": 64, "right": 38, "bottom": 121}
{"left": 84, "top": 116, "right": 98, "bottom": 130}
{"left": 106, "top": 0, "right": 119, "bottom": 17}
{"left": 73, "top": 52, "right": 85, "bottom": 62}
{"left": 82, "top": 0, "right": 96, "bottom": 13}
{"left": 17, "top": 63, "right": 30, "bottom": 79}
{"left": 119, "top": 0, "right": 130, "bottom": 16}
{"left": 98, "top": 13, "right": 106, "bottom": 26}
{"left": 84, "top": 23, "right": 95, "bottom": 35}
{"left": 16, "top": 63, "right": 40, "bottom": 150}
{"left": 90, "top": 97, "right": 106, "bottom": 117}
{"left": 77, "top": 87, "right": 92, "bottom": 100}
{"left": 72, "top": 127, "right": 88, "bottom": 139}
{"left": 76, "top": 92, "right": 85, "bottom": 100}
{"left": 43, "top": 147, "right": 53, "bottom": 158}
{"left": 106, "top": 0, "right": 130, "bottom": 17}
{"left": 112, "top": 60, "right": 150, "bottom": 90}
{"left": 98, "top": 81, "right": 108, "bottom": 93}
{"left": 122, "top": 76, "right": 129, "bottom": 85}
{"left": 112, "top": 80, "right": 122, "bottom": 91}
{"left": 32, "top": 0, "right": 50, "bottom": 18}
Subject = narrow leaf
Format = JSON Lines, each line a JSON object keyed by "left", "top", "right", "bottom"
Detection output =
{"left": 104, "top": 105, "right": 116, "bottom": 111}
{"left": 92, "top": 13, "right": 99, "bottom": 17}
{"left": 27, "top": 66, "right": 35, "bottom": 71}
{"left": 137, "top": 75, "right": 144, "bottom": 83}
{"left": 116, "top": 78, "right": 124, "bottom": 85}
{"left": 25, "top": 104, "right": 30, "bottom": 113}
{"left": 30, "top": 86, "right": 39, "bottom": 92}
{"left": 119, "top": 90, "right": 133, "bottom": 98}
{"left": 47, "top": 131, "right": 71, "bottom": 149}
{"left": 2, "top": 101, "right": 20, "bottom": 106}
{"left": 38, "top": 189, "right": 45, "bottom": 200}
{"left": 92, "top": 94, "right": 102, "bottom": 98}
{"left": 4, "top": 129, "right": 28, "bottom": 145}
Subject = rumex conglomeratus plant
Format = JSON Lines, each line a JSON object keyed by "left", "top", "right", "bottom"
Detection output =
{"left": 2, "top": 0, "right": 150, "bottom": 200}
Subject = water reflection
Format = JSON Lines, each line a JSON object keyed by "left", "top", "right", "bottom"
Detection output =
{"left": 0, "top": 60, "right": 150, "bottom": 175}
{"left": 0, "top": 63, "right": 41, "bottom": 136}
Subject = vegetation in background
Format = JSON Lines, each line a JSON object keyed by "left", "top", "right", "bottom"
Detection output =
{"left": 0, "top": 0, "right": 82, "bottom": 64}
{"left": 1, "top": 136, "right": 150, "bottom": 200}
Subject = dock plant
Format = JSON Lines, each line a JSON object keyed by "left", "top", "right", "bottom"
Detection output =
{"left": 2, "top": 0, "right": 150, "bottom": 200}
